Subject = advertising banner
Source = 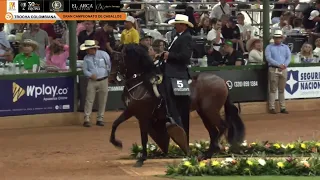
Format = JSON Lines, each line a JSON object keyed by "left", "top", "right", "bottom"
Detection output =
{"left": 208, "top": 69, "right": 268, "bottom": 102}
{"left": 0, "top": 77, "right": 74, "bottom": 116}
{"left": 284, "top": 67, "right": 320, "bottom": 99}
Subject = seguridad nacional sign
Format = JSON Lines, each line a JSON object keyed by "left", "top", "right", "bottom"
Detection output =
{"left": 285, "top": 66, "right": 320, "bottom": 99}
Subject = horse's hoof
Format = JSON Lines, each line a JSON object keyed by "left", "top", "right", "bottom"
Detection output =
{"left": 133, "top": 161, "right": 144, "bottom": 167}
{"left": 110, "top": 139, "right": 123, "bottom": 149}
{"left": 197, "top": 153, "right": 210, "bottom": 161}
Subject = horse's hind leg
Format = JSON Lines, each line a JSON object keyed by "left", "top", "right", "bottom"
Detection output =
{"left": 197, "top": 110, "right": 225, "bottom": 160}
{"left": 110, "top": 109, "right": 133, "bottom": 148}
{"left": 134, "top": 118, "right": 149, "bottom": 167}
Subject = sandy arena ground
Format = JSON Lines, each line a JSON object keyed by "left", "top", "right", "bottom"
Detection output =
{"left": 0, "top": 111, "right": 320, "bottom": 180}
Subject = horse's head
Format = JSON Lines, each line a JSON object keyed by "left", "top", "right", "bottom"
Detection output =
{"left": 116, "top": 44, "right": 149, "bottom": 81}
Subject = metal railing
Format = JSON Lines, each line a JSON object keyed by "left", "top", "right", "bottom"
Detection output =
{"left": 120, "top": 1, "right": 312, "bottom": 30}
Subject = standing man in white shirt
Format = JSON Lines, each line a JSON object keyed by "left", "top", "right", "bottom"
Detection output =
{"left": 209, "top": 0, "right": 231, "bottom": 19}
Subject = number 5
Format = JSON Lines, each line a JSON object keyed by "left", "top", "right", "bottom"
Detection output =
{"left": 177, "top": 80, "right": 183, "bottom": 88}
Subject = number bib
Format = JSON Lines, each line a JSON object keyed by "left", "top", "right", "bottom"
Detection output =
{"left": 170, "top": 78, "right": 191, "bottom": 96}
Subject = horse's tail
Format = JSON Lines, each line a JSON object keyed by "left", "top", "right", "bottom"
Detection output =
{"left": 224, "top": 94, "right": 245, "bottom": 146}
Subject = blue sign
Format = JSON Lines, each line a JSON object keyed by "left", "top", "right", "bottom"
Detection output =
{"left": 0, "top": 77, "right": 74, "bottom": 116}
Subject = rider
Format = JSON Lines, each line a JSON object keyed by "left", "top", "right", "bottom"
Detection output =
{"left": 161, "top": 14, "right": 193, "bottom": 138}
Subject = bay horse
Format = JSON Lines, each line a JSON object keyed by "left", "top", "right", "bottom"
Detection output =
{"left": 109, "top": 44, "right": 245, "bottom": 167}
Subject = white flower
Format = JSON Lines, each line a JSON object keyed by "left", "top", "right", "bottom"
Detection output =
{"left": 147, "top": 144, "right": 150, "bottom": 149}
{"left": 150, "top": 145, "right": 156, "bottom": 151}
{"left": 281, "top": 144, "right": 287, "bottom": 149}
{"left": 189, "top": 143, "right": 194, "bottom": 146}
{"left": 195, "top": 143, "right": 201, "bottom": 148}
{"left": 182, "top": 158, "right": 189, "bottom": 161}
{"left": 225, "top": 157, "right": 234, "bottom": 162}
{"left": 221, "top": 160, "right": 227, "bottom": 167}
{"left": 300, "top": 160, "right": 308, "bottom": 164}
{"left": 241, "top": 140, "right": 248, "bottom": 147}
{"left": 225, "top": 146, "right": 230, "bottom": 152}
{"left": 258, "top": 159, "right": 266, "bottom": 166}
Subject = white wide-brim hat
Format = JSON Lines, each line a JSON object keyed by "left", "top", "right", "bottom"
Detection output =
{"left": 80, "top": 40, "right": 100, "bottom": 51}
{"left": 168, "top": 14, "right": 194, "bottom": 28}
{"left": 21, "top": 39, "right": 39, "bottom": 50}
{"left": 273, "top": 30, "right": 284, "bottom": 38}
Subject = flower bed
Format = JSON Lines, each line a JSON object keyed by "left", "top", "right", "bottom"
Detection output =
{"left": 166, "top": 156, "right": 320, "bottom": 176}
{"left": 131, "top": 140, "right": 320, "bottom": 158}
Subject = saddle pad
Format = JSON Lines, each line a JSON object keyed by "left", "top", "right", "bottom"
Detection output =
{"left": 170, "top": 78, "right": 191, "bottom": 96}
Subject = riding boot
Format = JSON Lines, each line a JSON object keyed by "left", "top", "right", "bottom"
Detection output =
{"left": 160, "top": 77, "right": 184, "bottom": 129}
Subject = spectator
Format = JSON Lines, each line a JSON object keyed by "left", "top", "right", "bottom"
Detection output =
{"left": 302, "top": 0, "right": 320, "bottom": 32}
{"left": 220, "top": 14, "right": 230, "bottom": 27}
{"left": 271, "top": 0, "right": 290, "bottom": 24}
{"left": 265, "top": 30, "right": 291, "bottom": 114}
{"left": 82, "top": 40, "right": 111, "bottom": 127}
{"left": 185, "top": 6, "right": 197, "bottom": 35}
{"left": 53, "top": 21, "right": 68, "bottom": 42}
{"left": 152, "top": 39, "right": 167, "bottom": 54}
{"left": 246, "top": 38, "right": 263, "bottom": 64}
{"left": 206, "top": 18, "right": 224, "bottom": 66}
{"left": 45, "top": 39, "right": 69, "bottom": 69}
{"left": 21, "top": 23, "right": 48, "bottom": 59}
{"left": 78, "top": 21, "right": 96, "bottom": 60}
{"left": 14, "top": 39, "right": 40, "bottom": 71}
{"left": 126, "top": 0, "right": 146, "bottom": 24}
{"left": 210, "top": 0, "right": 231, "bottom": 19}
{"left": 298, "top": 43, "right": 319, "bottom": 63}
{"left": 3, "top": 49, "right": 14, "bottom": 63}
{"left": 94, "top": 21, "right": 116, "bottom": 54}
{"left": 271, "top": 12, "right": 293, "bottom": 35}
{"left": 291, "top": 17, "right": 304, "bottom": 32}
{"left": 207, "top": 18, "right": 223, "bottom": 52}
{"left": 313, "top": 37, "right": 320, "bottom": 55}
{"left": 40, "top": 23, "right": 56, "bottom": 44}
{"left": 222, "top": 16, "right": 245, "bottom": 52}
{"left": 198, "top": 16, "right": 211, "bottom": 34}
{"left": 0, "top": 23, "right": 11, "bottom": 62}
{"left": 221, "top": 40, "right": 243, "bottom": 66}
{"left": 120, "top": 16, "right": 140, "bottom": 45}
{"left": 77, "top": 21, "right": 86, "bottom": 36}
{"left": 140, "top": 33, "right": 153, "bottom": 48}
{"left": 236, "top": 13, "right": 252, "bottom": 41}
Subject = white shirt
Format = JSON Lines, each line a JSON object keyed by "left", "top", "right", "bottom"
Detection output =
{"left": 313, "top": 47, "right": 320, "bottom": 55}
{"left": 237, "top": 23, "right": 252, "bottom": 40}
{"left": 209, "top": 3, "right": 230, "bottom": 19}
{"left": 168, "top": 31, "right": 183, "bottom": 50}
{"left": 248, "top": 49, "right": 263, "bottom": 64}
{"left": 207, "top": 29, "right": 223, "bottom": 51}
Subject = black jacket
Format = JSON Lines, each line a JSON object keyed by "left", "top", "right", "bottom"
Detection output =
{"left": 165, "top": 30, "right": 192, "bottom": 79}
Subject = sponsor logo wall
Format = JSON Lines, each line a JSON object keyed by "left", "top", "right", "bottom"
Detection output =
{"left": 0, "top": 77, "right": 74, "bottom": 116}
{"left": 284, "top": 67, "right": 320, "bottom": 99}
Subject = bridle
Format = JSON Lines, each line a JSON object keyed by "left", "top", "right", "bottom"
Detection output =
{"left": 115, "top": 48, "right": 143, "bottom": 83}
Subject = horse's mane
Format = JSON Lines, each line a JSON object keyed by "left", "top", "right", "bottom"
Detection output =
{"left": 123, "top": 44, "right": 156, "bottom": 75}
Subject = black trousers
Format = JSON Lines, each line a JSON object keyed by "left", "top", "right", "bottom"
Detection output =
{"left": 161, "top": 76, "right": 191, "bottom": 142}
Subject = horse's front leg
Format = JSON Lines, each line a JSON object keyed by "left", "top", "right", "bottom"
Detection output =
{"left": 110, "top": 109, "right": 133, "bottom": 148}
{"left": 134, "top": 118, "right": 149, "bottom": 167}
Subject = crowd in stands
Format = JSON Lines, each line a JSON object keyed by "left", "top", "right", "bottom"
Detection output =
{"left": 1, "top": 0, "right": 320, "bottom": 75}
